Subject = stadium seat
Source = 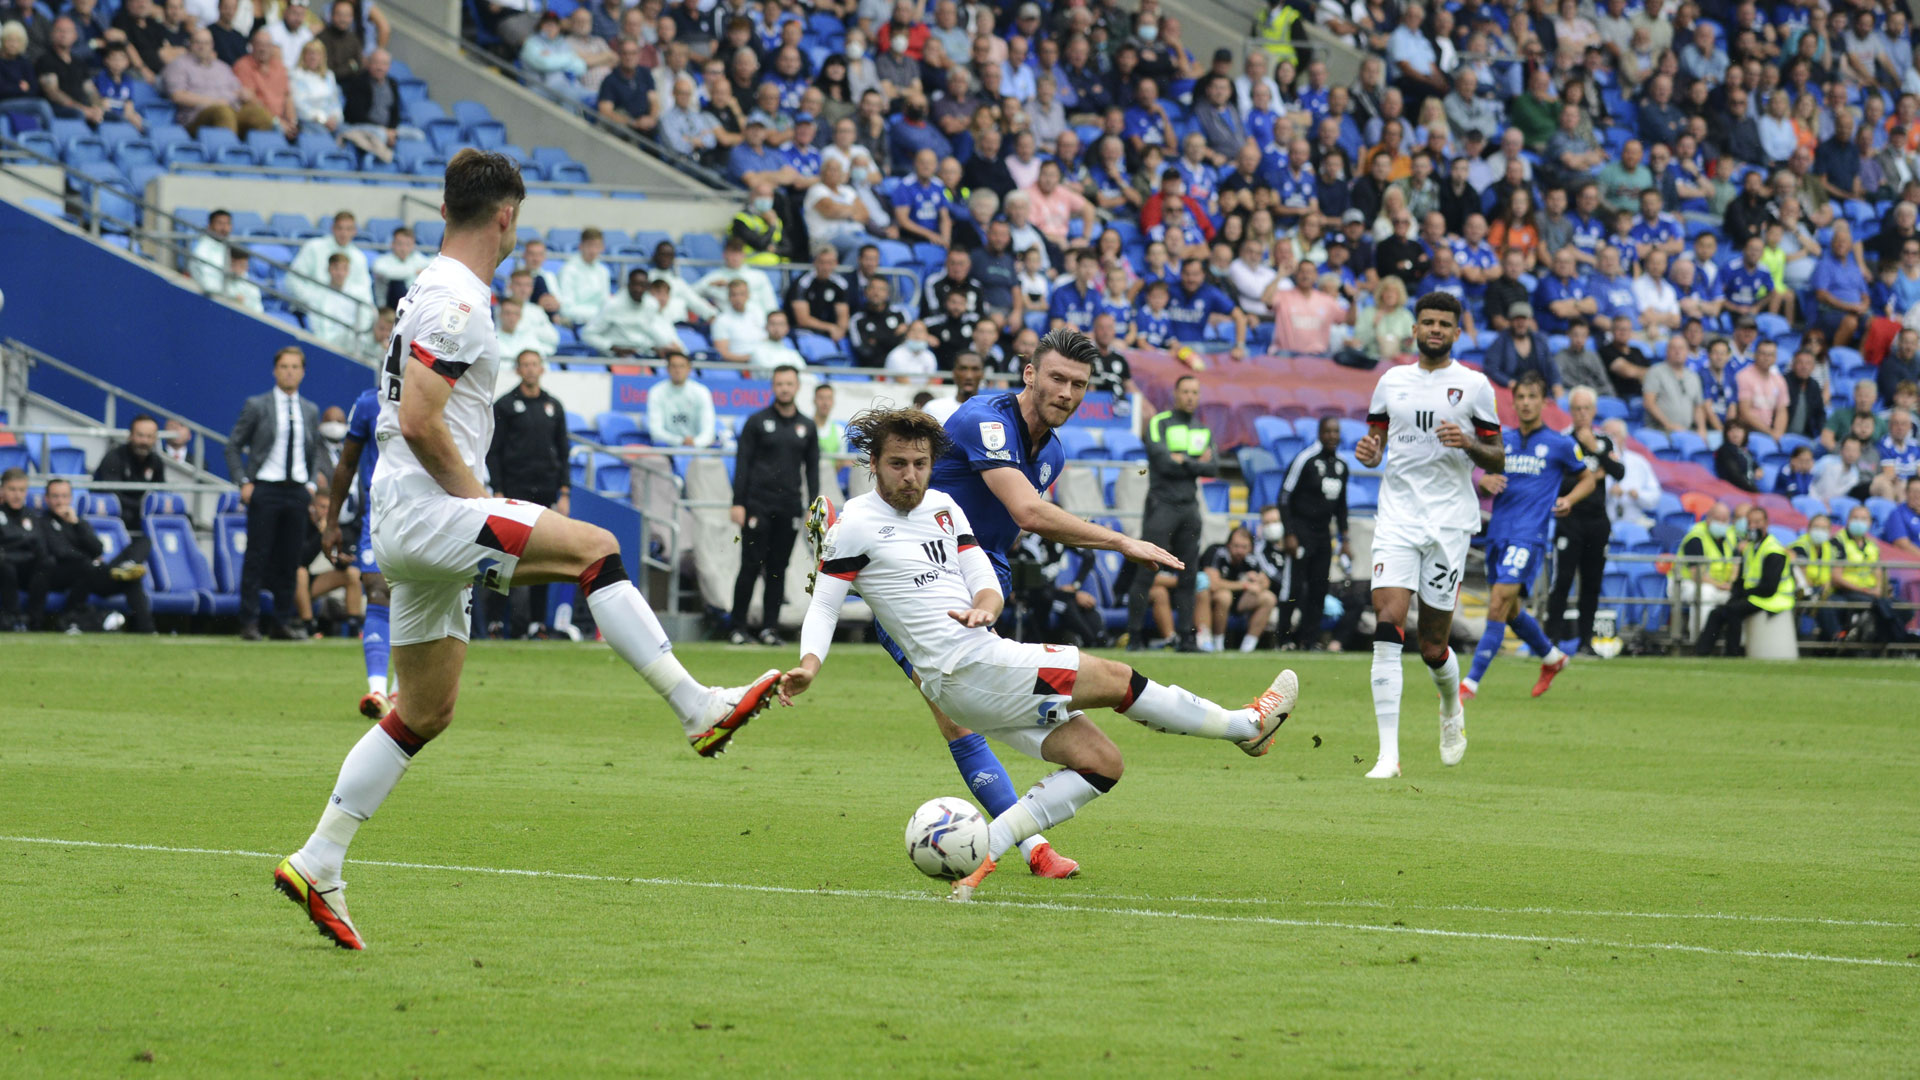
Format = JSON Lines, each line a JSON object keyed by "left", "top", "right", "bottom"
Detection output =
{"left": 1236, "top": 446, "right": 1278, "bottom": 477}
{"left": 1253, "top": 415, "right": 1292, "bottom": 453}
{"left": 141, "top": 491, "right": 186, "bottom": 518}
{"left": 1105, "top": 430, "right": 1145, "bottom": 460}
{"left": 46, "top": 444, "right": 86, "bottom": 474}
{"left": 144, "top": 514, "right": 211, "bottom": 615}
{"left": 210, "top": 512, "right": 262, "bottom": 616}
{"left": 0, "top": 444, "right": 36, "bottom": 471}
{"left": 566, "top": 411, "right": 595, "bottom": 438}
{"left": 596, "top": 411, "right": 642, "bottom": 446}
{"left": 1056, "top": 427, "right": 1102, "bottom": 460}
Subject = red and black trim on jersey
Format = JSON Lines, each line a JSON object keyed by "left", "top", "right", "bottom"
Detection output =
{"left": 476, "top": 513, "right": 533, "bottom": 558}
{"left": 820, "top": 554, "right": 870, "bottom": 581}
{"left": 1367, "top": 411, "right": 1389, "bottom": 432}
{"left": 1472, "top": 418, "right": 1501, "bottom": 439}
{"left": 957, "top": 532, "right": 978, "bottom": 552}
{"left": 411, "top": 341, "right": 472, "bottom": 386}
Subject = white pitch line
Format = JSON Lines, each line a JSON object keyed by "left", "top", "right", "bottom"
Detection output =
{"left": 4, "top": 835, "right": 1914, "bottom": 970}
{"left": 1032, "top": 892, "right": 1920, "bottom": 930}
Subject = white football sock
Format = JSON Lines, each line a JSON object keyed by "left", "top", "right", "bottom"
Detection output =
{"left": 986, "top": 770, "right": 1104, "bottom": 860}
{"left": 296, "top": 719, "right": 417, "bottom": 885}
{"left": 1371, "top": 640, "right": 1404, "bottom": 764}
{"left": 587, "top": 578, "right": 711, "bottom": 733}
{"left": 367, "top": 674, "right": 386, "bottom": 695}
{"left": 1121, "top": 679, "right": 1260, "bottom": 740}
{"left": 1211, "top": 633, "right": 1226, "bottom": 652}
{"left": 1238, "top": 634, "right": 1258, "bottom": 652}
{"left": 1543, "top": 646, "right": 1567, "bottom": 665}
{"left": 1431, "top": 650, "right": 1461, "bottom": 713}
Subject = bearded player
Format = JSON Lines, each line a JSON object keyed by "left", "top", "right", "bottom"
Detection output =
{"left": 813, "top": 329, "right": 1184, "bottom": 880}
{"left": 782, "top": 408, "right": 1296, "bottom": 901}
{"left": 273, "top": 150, "right": 781, "bottom": 949}
{"left": 1353, "top": 292, "right": 1503, "bottom": 778}
{"left": 1460, "top": 371, "right": 1594, "bottom": 700}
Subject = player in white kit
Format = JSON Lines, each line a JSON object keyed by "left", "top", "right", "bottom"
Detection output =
{"left": 1354, "top": 292, "right": 1504, "bottom": 778}
{"left": 776, "top": 408, "right": 1298, "bottom": 901}
{"left": 273, "top": 151, "right": 781, "bottom": 949}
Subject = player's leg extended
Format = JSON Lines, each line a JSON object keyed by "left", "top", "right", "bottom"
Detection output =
{"left": 879, "top": 597, "right": 1072, "bottom": 876}
{"left": 1415, "top": 599, "right": 1467, "bottom": 766}
{"left": 1091, "top": 653, "right": 1297, "bottom": 754}
{"left": 513, "top": 511, "right": 778, "bottom": 754}
{"left": 1465, "top": 581, "right": 1521, "bottom": 696}
{"left": 359, "top": 571, "right": 394, "bottom": 717}
{"left": 1367, "top": 586, "right": 1412, "bottom": 778}
{"left": 280, "top": 633, "right": 464, "bottom": 949}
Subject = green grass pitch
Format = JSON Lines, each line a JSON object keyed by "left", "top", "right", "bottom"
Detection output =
{"left": 2, "top": 636, "right": 1915, "bottom": 1077}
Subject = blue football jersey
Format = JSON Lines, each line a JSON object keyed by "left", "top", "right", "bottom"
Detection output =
{"left": 346, "top": 386, "right": 381, "bottom": 513}
{"left": 930, "top": 391, "right": 1064, "bottom": 560}
{"left": 1486, "top": 425, "right": 1590, "bottom": 544}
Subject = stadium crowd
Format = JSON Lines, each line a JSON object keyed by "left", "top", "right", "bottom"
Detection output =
{"left": 12, "top": 0, "right": 1920, "bottom": 652}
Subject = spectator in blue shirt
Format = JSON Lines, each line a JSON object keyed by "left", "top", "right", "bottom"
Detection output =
{"left": 1482, "top": 304, "right": 1563, "bottom": 393}
{"left": 1586, "top": 245, "right": 1639, "bottom": 331}
{"left": 892, "top": 146, "right": 950, "bottom": 248}
{"left": 1636, "top": 74, "right": 1686, "bottom": 150}
{"left": 1566, "top": 182, "right": 1608, "bottom": 268}
{"left": 1809, "top": 222, "right": 1870, "bottom": 348}
{"left": 1813, "top": 111, "right": 1865, "bottom": 206}
{"left": 1629, "top": 189, "right": 1686, "bottom": 265}
{"left": 1876, "top": 409, "right": 1920, "bottom": 493}
{"left": 1048, "top": 255, "right": 1102, "bottom": 331}
{"left": 886, "top": 90, "right": 953, "bottom": 174}
{"left": 782, "top": 112, "right": 821, "bottom": 174}
{"left": 596, "top": 39, "right": 657, "bottom": 136}
{"left": 728, "top": 117, "right": 791, "bottom": 186}
{"left": 1387, "top": 4, "right": 1448, "bottom": 111}
{"left": 1533, "top": 247, "right": 1597, "bottom": 335}
{"left": 1135, "top": 281, "right": 1175, "bottom": 347}
{"left": 1165, "top": 258, "right": 1248, "bottom": 358}
{"left": 1722, "top": 236, "right": 1775, "bottom": 320}
{"left": 1122, "top": 76, "right": 1177, "bottom": 158}
{"left": 1883, "top": 474, "right": 1920, "bottom": 560}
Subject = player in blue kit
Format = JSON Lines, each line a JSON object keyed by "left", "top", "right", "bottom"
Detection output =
{"left": 1461, "top": 372, "right": 1597, "bottom": 701}
{"left": 810, "top": 329, "right": 1181, "bottom": 879}
{"left": 321, "top": 386, "right": 395, "bottom": 719}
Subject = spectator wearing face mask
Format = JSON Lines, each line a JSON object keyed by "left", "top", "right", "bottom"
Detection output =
{"left": 1829, "top": 504, "right": 1913, "bottom": 644}
{"left": 1790, "top": 513, "right": 1843, "bottom": 641}
{"left": 1692, "top": 505, "right": 1794, "bottom": 657}
{"left": 1669, "top": 501, "right": 1741, "bottom": 642}
{"left": 1252, "top": 504, "right": 1300, "bottom": 649}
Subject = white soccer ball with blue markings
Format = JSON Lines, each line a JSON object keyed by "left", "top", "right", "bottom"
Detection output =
{"left": 904, "top": 797, "right": 989, "bottom": 879}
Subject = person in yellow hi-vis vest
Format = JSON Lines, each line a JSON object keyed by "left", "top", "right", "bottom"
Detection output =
{"left": 1694, "top": 506, "right": 1794, "bottom": 655}
{"left": 1668, "top": 501, "right": 1740, "bottom": 640}
{"left": 730, "top": 177, "right": 786, "bottom": 266}
{"left": 1259, "top": 0, "right": 1300, "bottom": 66}
{"left": 1829, "top": 504, "right": 1914, "bottom": 644}
{"left": 1126, "top": 375, "right": 1215, "bottom": 652}
{"left": 1789, "top": 513, "right": 1841, "bottom": 639}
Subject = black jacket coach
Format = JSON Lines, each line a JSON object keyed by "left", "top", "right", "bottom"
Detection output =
{"left": 487, "top": 387, "right": 571, "bottom": 503}
{"left": 731, "top": 404, "right": 819, "bottom": 516}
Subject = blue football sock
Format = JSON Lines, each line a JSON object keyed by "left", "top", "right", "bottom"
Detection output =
{"left": 1508, "top": 609, "right": 1554, "bottom": 656}
{"left": 363, "top": 603, "right": 390, "bottom": 689}
{"left": 1468, "top": 622, "right": 1505, "bottom": 684}
{"left": 948, "top": 733, "right": 1019, "bottom": 817}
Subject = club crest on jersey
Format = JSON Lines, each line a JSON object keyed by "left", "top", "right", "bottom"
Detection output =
{"left": 1535, "top": 443, "right": 1549, "bottom": 457}
{"left": 934, "top": 509, "right": 954, "bottom": 535}
{"left": 1039, "top": 462, "right": 1053, "bottom": 486}
{"left": 763, "top": 419, "right": 777, "bottom": 433}
{"left": 979, "top": 421, "right": 1006, "bottom": 451}
{"left": 1447, "top": 388, "right": 1463, "bottom": 406}
{"left": 443, "top": 302, "right": 471, "bottom": 334}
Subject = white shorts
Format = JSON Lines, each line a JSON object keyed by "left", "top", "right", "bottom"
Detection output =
{"left": 370, "top": 482, "right": 547, "bottom": 646}
{"left": 918, "top": 639, "right": 1083, "bottom": 761}
{"left": 1370, "top": 519, "right": 1473, "bottom": 612}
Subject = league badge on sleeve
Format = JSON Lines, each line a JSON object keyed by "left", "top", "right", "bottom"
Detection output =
{"left": 444, "top": 302, "right": 472, "bottom": 334}
{"left": 979, "top": 421, "right": 1005, "bottom": 451}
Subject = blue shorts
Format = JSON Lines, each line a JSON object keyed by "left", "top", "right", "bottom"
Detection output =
{"left": 878, "top": 551, "right": 1011, "bottom": 677}
{"left": 349, "top": 521, "right": 381, "bottom": 576}
{"left": 1485, "top": 539, "right": 1545, "bottom": 593}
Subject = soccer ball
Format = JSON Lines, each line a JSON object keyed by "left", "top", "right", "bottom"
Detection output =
{"left": 904, "top": 797, "right": 989, "bottom": 879}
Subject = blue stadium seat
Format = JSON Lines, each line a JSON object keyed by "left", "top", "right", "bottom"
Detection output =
{"left": 1348, "top": 475, "right": 1381, "bottom": 509}
{"left": 143, "top": 514, "right": 209, "bottom": 615}
{"left": 1237, "top": 445, "right": 1278, "bottom": 477}
{"left": 207, "top": 513, "right": 255, "bottom": 616}
{"left": 1105, "top": 430, "right": 1145, "bottom": 460}
{"left": 566, "top": 410, "right": 595, "bottom": 437}
{"left": 141, "top": 491, "right": 186, "bottom": 518}
{"left": 465, "top": 120, "right": 507, "bottom": 149}
{"left": 680, "top": 233, "right": 723, "bottom": 262}
{"left": 0, "top": 443, "right": 36, "bottom": 471}
{"left": 451, "top": 99, "right": 495, "bottom": 128}
{"left": 360, "top": 217, "right": 403, "bottom": 243}
{"left": 549, "top": 162, "right": 591, "bottom": 184}
{"left": 1056, "top": 427, "right": 1102, "bottom": 460}
{"left": 1250, "top": 469, "right": 1285, "bottom": 511}
{"left": 593, "top": 457, "right": 632, "bottom": 496}
{"left": 596, "top": 411, "right": 642, "bottom": 445}
{"left": 46, "top": 444, "right": 86, "bottom": 474}
{"left": 412, "top": 220, "right": 445, "bottom": 248}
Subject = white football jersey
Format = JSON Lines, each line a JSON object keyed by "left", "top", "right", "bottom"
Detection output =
{"left": 1366, "top": 360, "right": 1501, "bottom": 533}
{"left": 818, "top": 488, "right": 997, "bottom": 675}
{"left": 372, "top": 256, "right": 500, "bottom": 501}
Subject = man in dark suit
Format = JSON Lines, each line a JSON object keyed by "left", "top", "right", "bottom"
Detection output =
{"left": 227, "top": 345, "right": 323, "bottom": 640}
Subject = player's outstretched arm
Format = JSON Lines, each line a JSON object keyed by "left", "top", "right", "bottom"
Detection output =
{"left": 784, "top": 567, "right": 850, "bottom": 703}
{"left": 396, "top": 362, "right": 488, "bottom": 499}
{"left": 321, "top": 437, "right": 364, "bottom": 564}
{"left": 982, "top": 467, "right": 1185, "bottom": 570}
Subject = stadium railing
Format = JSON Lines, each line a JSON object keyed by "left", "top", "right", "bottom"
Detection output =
{"left": 1571, "top": 551, "right": 1920, "bottom": 656}
{"left": 4, "top": 339, "right": 235, "bottom": 483}
{"left": 1, "top": 138, "right": 376, "bottom": 344}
